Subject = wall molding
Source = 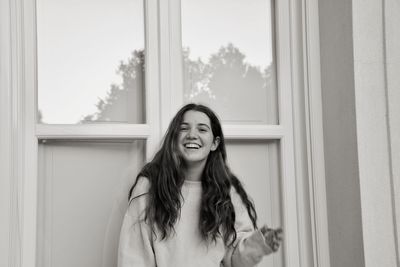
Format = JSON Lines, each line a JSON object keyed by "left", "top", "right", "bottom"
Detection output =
{"left": 0, "top": 0, "right": 13, "bottom": 266}
{"left": 9, "top": 0, "right": 26, "bottom": 266}
{"left": 6, "top": 0, "right": 39, "bottom": 266}
{"left": 302, "top": 0, "right": 331, "bottom": 266}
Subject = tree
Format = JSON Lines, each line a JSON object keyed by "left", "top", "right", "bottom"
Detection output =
{"left": 82, "top": 44, "right": 277, "bottom": 124}
{"left": 81, "top": 50, "right": 145, "bottom": 123}
{"left": 183, "top": 43, "right": 276, "bottom": 124}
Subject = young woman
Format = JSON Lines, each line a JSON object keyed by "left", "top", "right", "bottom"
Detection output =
{"left": 118, "top": 103, "right": 282, "bottom": 267}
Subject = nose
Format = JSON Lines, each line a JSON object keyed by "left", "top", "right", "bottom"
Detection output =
{"left": 186, "top": 128, "right": 198, "bottom": 139}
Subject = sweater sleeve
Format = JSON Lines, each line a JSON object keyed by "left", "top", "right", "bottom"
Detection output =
{"left": 117, "top": 177, "right": 156, "bottom": 267}
{"left": 223, "top": 189, "right": 272, "bottom": 267}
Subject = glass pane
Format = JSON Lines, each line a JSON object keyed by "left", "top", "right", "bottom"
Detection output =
{"left": 181, "top": 0, "right": 278, "bottom": 125}
{"left": 226, "top": 140, "right": 283, "bottom": 267}
{"left": 37, "top": 140, "right": 145, "bottom": 267}
{"left": 37, "top": 0, "right": 145, "bottom": 124}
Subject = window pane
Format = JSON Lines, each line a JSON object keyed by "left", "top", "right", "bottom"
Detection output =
{"left": 181, "top": 0, "right": 278, "bottom": 125}
{"left": 37, "top": 140, "right": 145, "bottom": 267}
{"left": 37, "top": 0, "right": 145, "bottom": 124}
{"left": 226, "top": 140, "right": 283, "bottom": 266}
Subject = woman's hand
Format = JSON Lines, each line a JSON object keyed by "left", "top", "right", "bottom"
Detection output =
{"left": 260, "top": 225, "right": 283, "bottom": 253}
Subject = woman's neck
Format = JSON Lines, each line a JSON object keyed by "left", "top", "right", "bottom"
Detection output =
{"left": 184, "top": 161, "right": 206, "bottom": 181}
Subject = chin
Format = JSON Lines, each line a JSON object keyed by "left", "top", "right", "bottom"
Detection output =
{"left": 182, "top": 156, "right": 207, "bottom": 165}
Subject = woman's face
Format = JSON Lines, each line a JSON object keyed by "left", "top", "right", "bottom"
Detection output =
{"left": 177, "top": 110, "right": 220, "bottom": 167}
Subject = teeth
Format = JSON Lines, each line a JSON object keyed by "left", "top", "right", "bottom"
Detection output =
{"left": 185, "top": 143, "right": 200, "bottom": 149}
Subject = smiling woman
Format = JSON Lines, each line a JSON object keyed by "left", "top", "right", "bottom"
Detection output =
{"left": 118, "top": 103, "right": 282, "bottom": 267}
{"left": 177, "top": 110, "right": 220, "bottom": 175}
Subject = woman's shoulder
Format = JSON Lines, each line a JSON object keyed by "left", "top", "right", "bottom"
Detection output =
{"left": 126, "top": 176, "right": 151, "bottom": 218}
{"left": 129, "top": 176, "right": 151, "bottom": 202}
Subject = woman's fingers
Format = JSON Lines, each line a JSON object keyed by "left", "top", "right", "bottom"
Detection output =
{"left": 260, "top": 225, "right": 283, "bottom": 252}
{"left": 272, "top": 241, "right": 280, "bottom": 252}
{"left": 274, "top": 228, "right": 283, "bottom": 241}
{"left": 260, "top": 225, "right": 270, "bottom": 235}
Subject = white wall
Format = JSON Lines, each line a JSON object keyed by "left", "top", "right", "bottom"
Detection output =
{"left": 320, "top": 0, "right": 400, "bottom": 266}
{"left": 353, "top": 0, "right": 400, "bottom": 266}
{"left": 318, "top": 1, "right": 365, "bottom": 266}
{"left": 385, "top": 0, "right": 400, "bottom": 258}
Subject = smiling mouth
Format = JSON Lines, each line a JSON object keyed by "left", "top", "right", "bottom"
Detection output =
{"left": 184, "top": 143, "right": 201, "bottom": 149}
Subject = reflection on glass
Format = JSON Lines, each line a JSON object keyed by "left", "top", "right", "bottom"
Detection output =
{"left": 181, "top": 0, "right": 278, "bottom": 124}
{"left": 226, "top": 140, "right": 283, "bottom": 266}
{"left": 37, "top": 0, "right": 145, "bottom": 124}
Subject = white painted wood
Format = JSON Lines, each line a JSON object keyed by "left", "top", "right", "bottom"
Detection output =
{"left": 9, "top": 0, "right": 26, "bottom": 266}
{"left": 36, "top": 124, "right": 150, "bottom": 140}
{"left": 144, "top": 0, "right": 162, "bottom": 160}
{"left": 289, "top": 0, "right": 315, "bottom": 265}
{"left": 159, "top": 0, "right": 185, "bottom": 133}
{"left": 36, "top": 144, "right": 51, "bottom": 267}
{"left": 5, "top": 0, "right": 38, "bottom": 266}
{"left": 275, "top": 0, "right": 301, "bottom": 265}
{"left": 353, "top": 1, "right": 398, "bottom": 266}
{"left": 169, "top": 0, "right": 184, "bottom": 115}
{"left": 302, "top": 0, "right": 331, "bottom": 266}
{"left": 384, "top": 1, "right": 400, "bottom": 264}
{"left": 158, "top": 0, "right": 174, "bottom": 134}
{"left": 21, "top": 0, "right": 39, "bottom": 266}
{"left": 222, "top": 125, "right": 284, "bottom": 140}
{"left": 0, "top": 0, "right": 12, "bottom": 266}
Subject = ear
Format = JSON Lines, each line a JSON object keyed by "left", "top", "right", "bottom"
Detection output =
{"left": 211, "top": 136, "right": 220, "bottom": 151}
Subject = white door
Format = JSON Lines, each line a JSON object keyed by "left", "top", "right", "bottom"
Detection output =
{"left": 3, "top": 0, "right": 326, "bottom": 266}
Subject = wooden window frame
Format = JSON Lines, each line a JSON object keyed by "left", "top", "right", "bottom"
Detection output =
{"left": 0, "top": 0, "right": 330, "bottom": 266}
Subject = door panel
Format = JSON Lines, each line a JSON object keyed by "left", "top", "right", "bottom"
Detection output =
{"left": 37, "top": 140, "right": 145, "bottom": 267}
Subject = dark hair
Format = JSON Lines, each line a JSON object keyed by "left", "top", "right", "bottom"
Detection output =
{"left": 129, "top": 103, "right": 257, "bottom": 245}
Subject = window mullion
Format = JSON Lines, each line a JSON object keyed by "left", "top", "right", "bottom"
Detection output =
{"left": 145, "top": 0, "right": 162, "bottom": 159}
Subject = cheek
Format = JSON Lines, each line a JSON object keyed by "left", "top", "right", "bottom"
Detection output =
{"left": 177, "top": 133, "right": 185, "bottom": 144}
{"left": 205, "top": 136, "right": 216, "bottom": 149}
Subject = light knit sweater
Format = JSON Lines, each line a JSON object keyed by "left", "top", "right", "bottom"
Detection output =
{"left": 118, "top": 178, "right": 271, "bottom": 267}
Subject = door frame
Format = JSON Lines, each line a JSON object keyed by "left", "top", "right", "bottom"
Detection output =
{"left": 0, "top": 0, "right": 330, "bottom": 266}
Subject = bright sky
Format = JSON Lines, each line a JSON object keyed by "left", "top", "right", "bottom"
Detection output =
{"left": 181, "top": 0, "right": 273, "bottom": 68}
{"left": 37, "top": 0, "right": 273, "bottom": 124}
{"left": 37, "top": 0, "right": 144, "bottom": 124}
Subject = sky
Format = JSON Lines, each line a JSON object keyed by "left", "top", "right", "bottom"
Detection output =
{"left": 37, "top": 0, "right": 273, "bottom": 124}
{"left": 181, "top": 0, "right": 273, "bottom": 68}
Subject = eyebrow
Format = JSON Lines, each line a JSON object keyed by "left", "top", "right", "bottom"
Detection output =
{"left": 180, "top": 122, "right": 211, "bottom": 129}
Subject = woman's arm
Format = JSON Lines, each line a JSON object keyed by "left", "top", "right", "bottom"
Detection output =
{"left": 118, "top": 178, "right": 156, "bottom": 267}
{"left": 223, "top": 189, "right": 282, "bottom": 267}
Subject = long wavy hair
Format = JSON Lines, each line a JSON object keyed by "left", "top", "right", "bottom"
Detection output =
{"left": 129, "top": 103, "right": 257, "bottom": 245}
